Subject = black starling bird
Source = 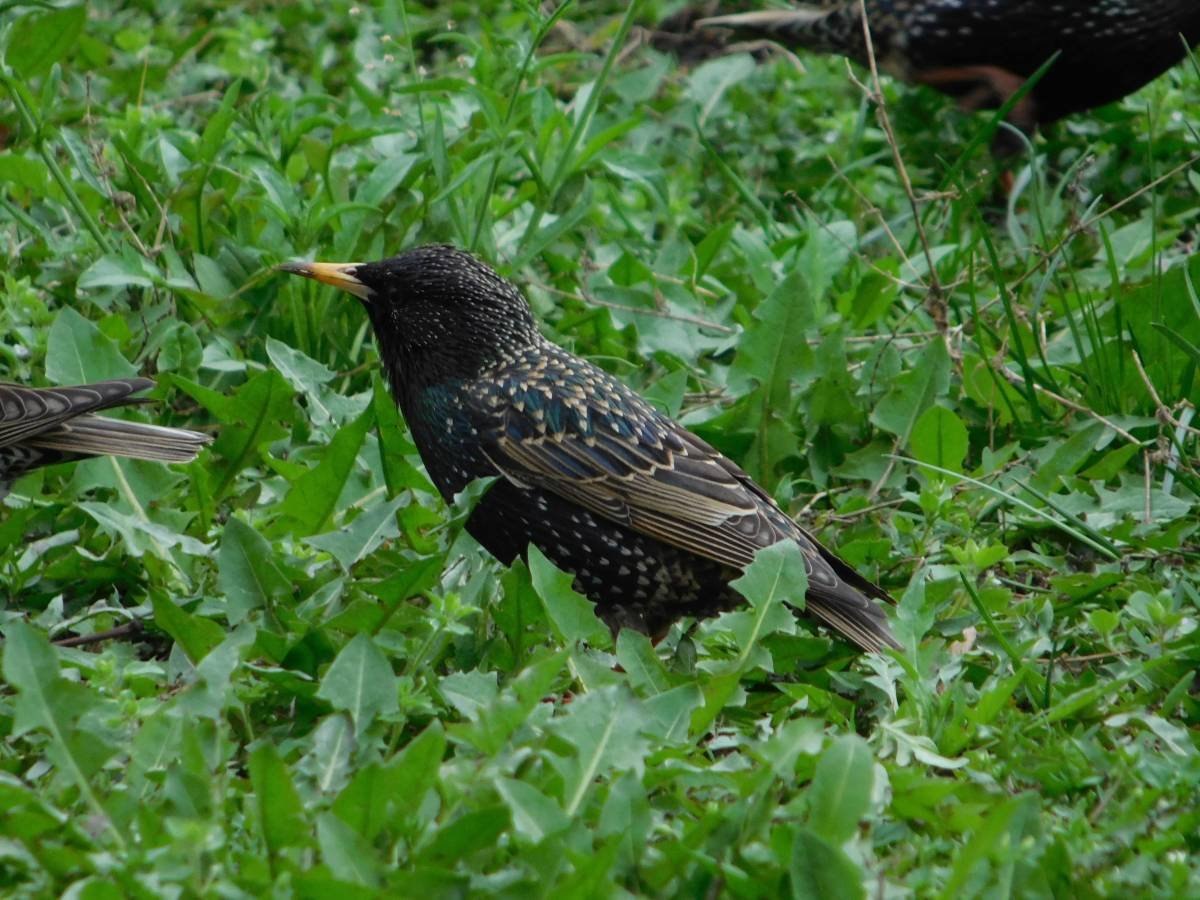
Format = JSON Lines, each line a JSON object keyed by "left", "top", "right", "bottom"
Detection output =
{"left": 665, "top": 1, "right": 1200, "bottom": 142}
{"left": 0, "top": 378, "right": 210, "bottom": 485}
{"left": 283, "top": 246, "right": 898, "bottom": 652}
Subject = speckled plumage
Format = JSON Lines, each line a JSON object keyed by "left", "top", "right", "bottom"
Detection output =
{"left": 0, "top": 378, "right": 210, "bottom": 484}
{"left": 282, "top": 246, "right": 899, "bottom": 652}
{"left": 684, "top": 1, "right": 1200, "bottom": 133}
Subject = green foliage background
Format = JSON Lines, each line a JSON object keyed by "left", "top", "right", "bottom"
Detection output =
{"left": 1, "top": 1, "right": 1198, "bottom": 896}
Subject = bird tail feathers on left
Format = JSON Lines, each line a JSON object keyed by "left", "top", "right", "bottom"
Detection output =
{"left": 26, "top": 416, "right": 211, "bottom": 464}
{"left": 0, "top": 379, "right": 210, "bottom": 483}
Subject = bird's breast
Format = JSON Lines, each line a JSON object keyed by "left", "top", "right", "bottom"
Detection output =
{"left": 403, "top": 384, "right": 496, "bottom": 500}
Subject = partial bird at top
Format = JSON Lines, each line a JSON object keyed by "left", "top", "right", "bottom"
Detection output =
{"left": 659, "top": 1, "right": 1200, "bottom": 147}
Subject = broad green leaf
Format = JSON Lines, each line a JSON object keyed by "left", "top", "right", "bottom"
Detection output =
{"left": 615, "top": 629, "right": 671, "bottom": 695}
{"left": 909, "top": 405, "right": 969, "bottom": 473}
{"left": 356, "top": 153, "right": 420, "bottom": 207}
{"left": 151, "top": 594, "right": 225, "bottom": 663}
{"left": 248, "top": 743, "right": 309, "bottom": 855}
{"left": 193, "top": 253, "right": 235, "bottom": 299}
{"left": 549, "top": 686, "right": 648, "bottom": 816}
{"left": 640, "top": 684, "right": 703, "bottom": 743}
{"left": 445, "top": 649, "right": 567, "bottom": 756}
{"left": 4, "top": 621, "right": 79, "bottom": 736}
{"left": 491, "top": 560, "right": 549, "bottom": 664}
{"left": 218, "top": 516, "right": 291, "bottom": 624}
{"left": 2, "top": 622, "right": 116, "bottom": 811}
{"left": 723, "top": 540, "right": 805, "bottom": 672}
{"left": 156, "top": 321, "right": 204, "bottom": 374}
{"left": 1117, "top": 255, "right": 1200, "bottom": 396}
{"left": 306, "top": 495, "right": 404, "bottom": 570}
{"left": 528, "top": 545, "right": 612, "bottom": 648}
{"left": 808, "top": 735, "right": 874, "bottom": 844}
{"left": 684, "top": 54, "right": 757, "bottom": 119}
{"left": 1029, "top": 423, "right": 1106, "bottom": 491}
{"left": 178, "top": 625, "right": 256, "bottom": 720}
{"left": 871, "top": 339, "right": 951, "bottom": 440}
{"left": 77, "top": 252, "right": 157, "bottom": 293}
{"left": 1080, "top": 443, "right": 1141, "bottom": 480}
{"left": 0, "top": 153, "right": 50, "bottom": 193}
{"left": 423, "top": 806, "right": 510, "bottom": 864}
{"left": 730, "top": 539, "right": 809, "bottom": 614}
{"left": 689, "top": 670, "right": 745, "bottom": 737}
{"left": 729, "top": 269, "right": 817, "bottom": 405}
{"left": 795, "top": 218, "right": 855, "bottom": 302}
{"left": 316, "top": 812, "right": 381, "bottom": 888}
{"left": 316, "top": 634, "right": 399, "bottom": 734}
{"left": 364, "top": 554, "right": 444, "bottom": 605}
{"left": 332, "top": 722, "right": 445, "bottom": 841}
{"left": 440, "top": 670, "right": 499, "bottom": 721}
{"left": 265, "top": 336, "right": 334, "bottom": 388}
{"left": 173, "top": 370, "right": 295, "bottom": 498}
{"left": 597, "top": 770, "right": 652, "bottom": 847}
{"left": 78, "top": 500, "right": 211, "bottom": 561}
{"left": 640, "top": 367, "right": 688, "bottom": 418}
{"left": 790, "top": 827, "right": 865, "bottom": 900}
{"left": 266, "top": 337, "right": 365, "bottom": 427}
{"left": 6, "top": 5, "right": 86, "bottom": 78}
{"left": 494, "top": 777, "right": 570, "bottom": 844}
{"left": 278, "top": 403, "right": 374, "bottom": 536}
{"left": 45, "top": 308, "right": 136, "bottom": 384}
{"left": 300, "top": 715, "right": 354, "bottom": 795}
{"left": 383, "top": 721, "right": 447, "bottom": 816}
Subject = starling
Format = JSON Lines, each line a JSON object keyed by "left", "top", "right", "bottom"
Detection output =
{"left": 666, "top": 1, "right": 1200, "bottom": 142}
{"left": 0, "top": 378, "right": 210, "bottom": 485}
{"left": 281, "top": 246, "right": 899, "bottom": 652}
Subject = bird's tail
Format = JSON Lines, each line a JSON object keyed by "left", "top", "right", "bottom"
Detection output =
{"left": 803, "top": 589, "right": 901, "bottom": 654}
{"left": 800, "top": 534, "right": 902, "bottom": 653}
{"left": 27, "top": 416, "right": 211, "bottom": 464}
{"left": 697, "top": 7, "right": 850, "bottom": 54}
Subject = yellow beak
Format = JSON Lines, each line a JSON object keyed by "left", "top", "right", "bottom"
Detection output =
{"left": 278, "top": 261, "right": 373, "bottom": 301}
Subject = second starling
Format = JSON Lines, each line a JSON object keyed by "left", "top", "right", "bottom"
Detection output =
{"left": 672, "top": 1, "right": 1200, "bottom": 142}
{"left": 281, "top": 247, "right": 899, "bottom": 652}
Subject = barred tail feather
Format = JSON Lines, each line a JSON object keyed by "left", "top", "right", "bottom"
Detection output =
{"left": 28, "top": 416, "right": 211, "bottom": 464}
{"left": 803, "top": 587, "right": 902, "bottom": 653}
{"left": 699, "top": 9, "right": 832, "bottom": 35}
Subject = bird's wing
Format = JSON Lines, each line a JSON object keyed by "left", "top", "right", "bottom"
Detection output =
{"left": 0, "top": 379, "right": 155, "bottom": 447}
{"left": 470, "top": 351, "right": 890, "bottom": 606}
{"left": 490, "top": 405, "right": 792, "bottom": 570}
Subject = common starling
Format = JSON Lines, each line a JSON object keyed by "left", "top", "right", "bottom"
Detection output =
{"left": 666, "top": 1, "right": 1200, "bottom": 142}
{"left": 0, "top": 378, "right": 210, "bottom": 485}
{"left": 281, "top": 246, "right": 899, "bottom": 652}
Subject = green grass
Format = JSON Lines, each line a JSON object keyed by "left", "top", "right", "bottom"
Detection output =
{"left": 1, "top": 1, "right": 1199, "bottom": 896}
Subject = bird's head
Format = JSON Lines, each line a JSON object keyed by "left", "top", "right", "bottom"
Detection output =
{"left": 280, "top": 245, "right": 541, "bottom": 391}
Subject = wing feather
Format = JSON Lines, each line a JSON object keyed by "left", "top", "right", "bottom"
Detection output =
{"left": 477, "top": 354, "right": 839, "bottom": 581}
{"left": 470, "top": 346, "right": 898, "bottom": 650}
